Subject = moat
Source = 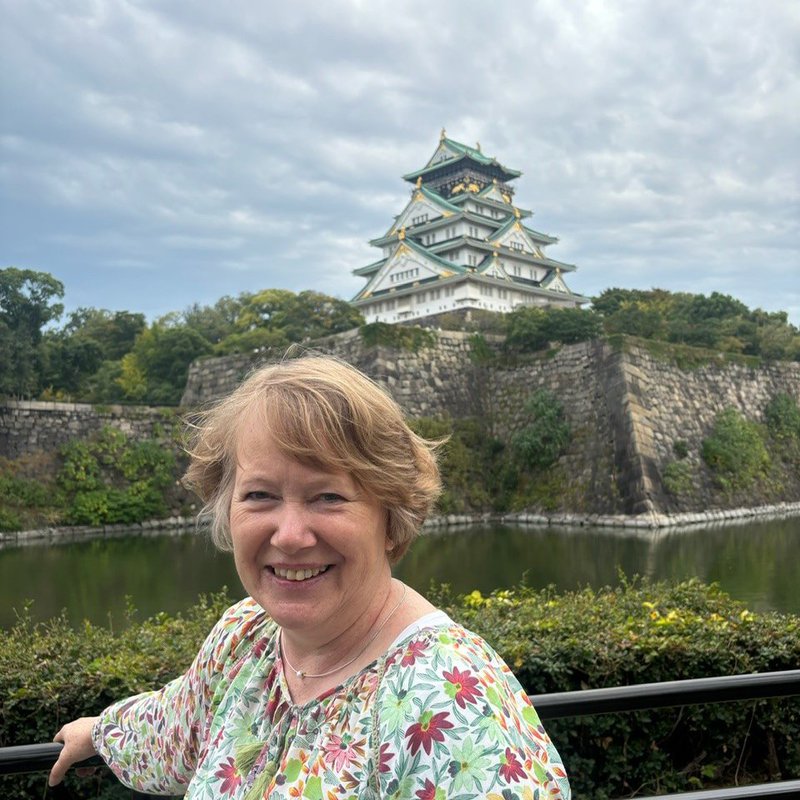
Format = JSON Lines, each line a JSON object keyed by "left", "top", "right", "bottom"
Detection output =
{"left": 2, "top": 517, "right": 798, "bottom": 629}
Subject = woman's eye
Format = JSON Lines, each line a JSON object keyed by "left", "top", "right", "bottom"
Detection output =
{"left": 245, "top": 491, "right": 275, "bottom": 501}
{"left": 318, "top": 493, "right": 346, "bottom": 503}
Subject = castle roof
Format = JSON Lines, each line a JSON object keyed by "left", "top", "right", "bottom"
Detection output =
{"left": 403, "top": 135, "right": 522, "bottom": 184}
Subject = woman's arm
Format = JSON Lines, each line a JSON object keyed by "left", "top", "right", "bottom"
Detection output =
{"left": 50, "top": 598, "right": 268, "bottom": 795}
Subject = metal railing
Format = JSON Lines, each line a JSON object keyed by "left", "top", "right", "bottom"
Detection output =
{"left": 2, "top": 669, "right": 798, "bottom": 799}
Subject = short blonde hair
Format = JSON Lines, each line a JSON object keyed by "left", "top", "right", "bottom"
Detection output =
{"left": 183, "top": 355, "right": 442, "bottom": 563}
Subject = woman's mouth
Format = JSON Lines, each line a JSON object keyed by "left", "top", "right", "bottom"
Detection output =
{"left": 271, "top": 565, "right": 330, "bottom": 582}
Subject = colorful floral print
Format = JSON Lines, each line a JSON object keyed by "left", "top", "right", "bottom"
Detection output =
{"left": 92, "top": 597, "right": 570, "bottom": 799}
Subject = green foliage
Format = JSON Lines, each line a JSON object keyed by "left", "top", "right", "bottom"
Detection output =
{"left": 409, "top": 417, "right": 496, "bottom": 512}
{"left": 467, "top": 332, "right": 495, "bottom": 364}
{"left": 593, "top": 287, "right": 800, "bottom": 361}
{"left": 1, "top": 582, "right": 798, "bottom": 798}
{"left": 672, "top": 439, "right": 689, "bottom": 459}
{"left": 411, "top": 400, "right": 572, "bottom": 515}
{"left": 442, "top": 579, "right": 800, "bottom": 798}
{"left": 702, "top": 408, "right": 771, "bottom": 492}
{"left": 0, "top": 591, "right": 232, "bottom": 800}
{"left": 511, "top": 389, "right": 571, "bottom": 471}
{"left": 360, "top": 321, "right": 435, "bottom": 351}
{"left": 662, "top": 460, "right": 694, "bottom": 495}
{"left": 58, "top": 427, "right": 175, "bottom": 525}
{"left": 234, "top": 288, "right": 363, "bottom": 344}
{"left": 0, "top": 457, "right": 60, "bottom": 532}
{"left": 765, "top": 393, "right": 800, "bottom": 442}
{"left": 128, "top": 322, "right": 213, "bottom": 404}
{"left": 39, "top": 308, "right": 146, "bottom": 397}
{"left": 764, "top": 393, "right": 800, "bottom": 473}
{"left": 504, "top": 306, "right": 602, "bottom": 353}
{"left": 0, "top": 267, "right": 65, "bottom": 397}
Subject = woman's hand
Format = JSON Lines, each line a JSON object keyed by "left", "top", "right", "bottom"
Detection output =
{"left": 49, "top": 716, "right": 100, "bottom": 786}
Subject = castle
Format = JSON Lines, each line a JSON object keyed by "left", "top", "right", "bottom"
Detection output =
{"left": 351, "top": 131, "right": 587, "bottom": 323}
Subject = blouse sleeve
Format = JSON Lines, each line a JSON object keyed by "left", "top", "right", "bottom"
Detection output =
{"left": 375, "top": 625, "right": 570, "bottom": 800}
{"left": 92, "top": 597, "right": 268, "bottom": 795}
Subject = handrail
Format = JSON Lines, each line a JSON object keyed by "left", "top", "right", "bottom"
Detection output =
{"left": 529, "top": 668, "right": 800, "bottom": 719}
{"left": 2, "top": 670, "right": 799, "bottom": 798}
{"left": 0, "top": 742, "right": 103, "bottom": 776}
{"left": 634, "top": 781, "right": 800, "bottom": 799}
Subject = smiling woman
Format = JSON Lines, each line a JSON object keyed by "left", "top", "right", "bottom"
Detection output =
{"left": 49, "top": 354, "right": 571, "bottom": 799}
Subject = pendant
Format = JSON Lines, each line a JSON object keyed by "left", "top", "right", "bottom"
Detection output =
{"left": 296, "top": 670, "right": 306, "bottom": 678}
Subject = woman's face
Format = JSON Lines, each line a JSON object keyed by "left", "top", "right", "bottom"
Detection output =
{"left": 229, "top": 415, "right": 392, "bottom": 643}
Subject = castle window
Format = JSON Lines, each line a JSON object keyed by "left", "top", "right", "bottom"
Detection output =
{"left": 510, "top": 241, "right": 524, "bottom": 252}
{"left": 390, "top": 267, "right": 419, "bottom": 284}
{"left": 411, "top": 213, "right": 429, "bottom": 226}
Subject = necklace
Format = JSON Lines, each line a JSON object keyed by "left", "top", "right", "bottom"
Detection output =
{"left": 279, "top": 583, "right": 408, "bottom": 680}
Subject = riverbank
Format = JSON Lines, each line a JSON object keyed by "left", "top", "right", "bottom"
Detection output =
{"left": 4, "top": 500, "right": 800, "bottom": 547}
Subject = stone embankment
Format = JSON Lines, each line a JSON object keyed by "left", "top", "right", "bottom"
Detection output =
{"left": 0, "top": 400, "right": 177, "bottom": 460}
{"left": 3, "top": 331, "right": 800, "bottom": 519}
{"left": 5, "top": 500, "right": 800, "bottom": 548}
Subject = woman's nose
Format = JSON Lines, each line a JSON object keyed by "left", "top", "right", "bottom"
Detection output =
{"left": 269, "top": 503, "right": 317, "bottom": 552}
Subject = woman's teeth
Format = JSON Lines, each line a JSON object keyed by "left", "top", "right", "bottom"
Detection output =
{"left": 273, "top": 566, "right": 328, "bottom": 581}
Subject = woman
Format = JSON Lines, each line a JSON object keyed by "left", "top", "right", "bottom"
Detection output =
{"left": 50, "top": 355, "right": 570, "bottom": 799}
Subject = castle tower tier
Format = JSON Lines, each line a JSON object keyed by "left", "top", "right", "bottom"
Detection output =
{"left": 351, "top": 131, "right": 587, "bottom": 324}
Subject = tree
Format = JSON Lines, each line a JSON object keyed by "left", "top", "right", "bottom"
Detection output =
{"left": 129, "top": 323, "right": 213, "bottom": 404}
{"left": 504, "top": 306, "right": 601, "bottom": 352}
{"left": 0, "top": 268, "right": 64, "bottom": 397}
{"left": 181, "top": 295, "right": 246, "bottom": 345}
{"left": 226, "top": 288, "right": 363, "bottom": 349}
{"left": 39, "top": 308, "right": 146, "bottom": 398}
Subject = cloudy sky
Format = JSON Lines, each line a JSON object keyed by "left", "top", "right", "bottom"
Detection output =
{"left": 2, "top": 0, "right": 798, "bottom": 325}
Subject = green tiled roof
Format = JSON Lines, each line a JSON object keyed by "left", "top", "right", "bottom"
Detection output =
{"left": 523, "top": 225, "right": 558, "bottom": 245}
{"left": 403, "top": 136, "right": 522, "bottom": 183}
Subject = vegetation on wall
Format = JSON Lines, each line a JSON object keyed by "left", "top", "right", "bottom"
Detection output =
{"left": 701, "top": 408, "right": 772, "bottom": 493}
{"left": 411, "top": 389, "right": 573, "bottom": 515}
{"left": 0, "top": 426, "right": 181, "bottom": 532}
{"left": 359, "top": 321, "right": 435, "bottom": 351}
{"left": 1, "top": 580, "right": 797, "bottom": 799}
{"left": 764, "top": 393, "right": 800, "bottom": 473}
{"left": 58, "top": 427, "right": 177, "bottom": 525}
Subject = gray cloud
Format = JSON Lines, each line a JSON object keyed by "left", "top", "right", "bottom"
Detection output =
{"left": 1, "top": 0, "right": 797, "bottom": 323}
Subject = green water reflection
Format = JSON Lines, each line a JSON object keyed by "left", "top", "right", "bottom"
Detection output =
{"left": 1, "top": 517, "right": 798, "bottom": 629}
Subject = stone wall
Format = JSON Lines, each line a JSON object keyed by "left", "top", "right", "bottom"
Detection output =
{"left": 180, "top": 332, "right": 800, "bottom": 515}
{"left": 181, "top": 329, "right": 493, "bottom": 418}
{"left": 0, "top": 400, "right": 178, "bottom": 460}
{"left": 4, "top": 332, "right": 799, "bottom": 517}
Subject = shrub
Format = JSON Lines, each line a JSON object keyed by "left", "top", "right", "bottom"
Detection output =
{"left": 662, "top": 460, "right": 694, "bottom": 495}
{"left": 511, "top": 389, "right": 571, "bottom": 471}
{"left": 673, "top": 439, "right": 689, "bottom": 459}
{"left": 442, "top": 579, "right": 800, "bottom": 799}
{"left": 1, "top": 582, "right": 797, "bottom": 799}
{"left": 765, "top": 393, "right": 800, "bottom": 443}
{"left": 359, "top": 321, "right": 435, "bottom": 352}
{"left": 701, "top": 408, "right": 771, "bottom": 491}
{"left": 0, "top": 458, "right": 60, "bottom": 531}
{"left": 58, "top": 427, "right": 176, "bottom": 525}
{"left": 504, "top": 307, "right": 602, "bottom": 353}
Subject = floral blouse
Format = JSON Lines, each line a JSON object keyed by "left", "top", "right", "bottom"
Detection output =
{"left": 93, "top": 598, "right": 570, "bottom": 799}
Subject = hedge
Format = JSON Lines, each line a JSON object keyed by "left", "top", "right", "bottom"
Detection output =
{"left": 1, "top": 580, "right": 798, "bottom": 798}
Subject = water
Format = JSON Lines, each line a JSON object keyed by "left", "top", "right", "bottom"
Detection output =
{"left": 1, "top": 517, "right": 798, "bottom": 629}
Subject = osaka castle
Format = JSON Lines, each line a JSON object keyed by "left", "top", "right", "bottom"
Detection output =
{"left": 351, "top": 131, "right": 587, "bottom": 324}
